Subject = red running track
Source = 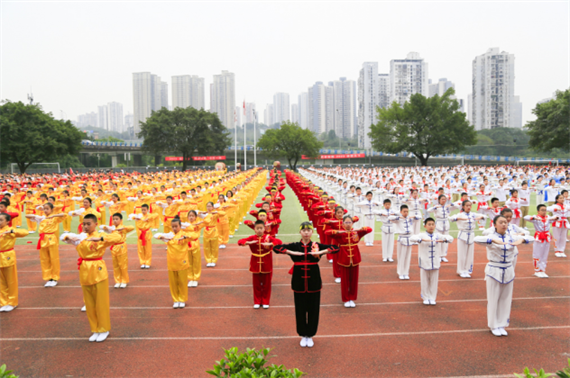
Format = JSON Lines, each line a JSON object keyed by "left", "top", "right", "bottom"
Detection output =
{"left": 1, "top": 241, "right": 569, "bottom": 377}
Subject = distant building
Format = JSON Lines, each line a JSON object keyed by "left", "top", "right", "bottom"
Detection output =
{"left": 210, "top": 70, "right": 236, "bottom": 129}
{"left": 377, "top": 73, "right": 390, "bottom": 110}
{"left": 273, "top": 92, "right": 290, "bottom": 125}
{"left": 308, "top": 82, "right": 327, "bottom": 134}
{"left": 124, "top": 113, "right": 134, "bottom": 130}
{"left": 389, "top": 52, "right": 429, "bottom": 105}
{"left": 171, "top": 75, "right": 205, "bottom": 110}
{"left": 77, "top": 112, "right": 98, "bottom": 128}
{"left": 358, "top": 62, "right": 379, "bottom": 148}
{"left": 429, "top": 78, "right": 455, "bottom": 97}
{"left": 331, "top": 77, "right": 356, "bottom": 139}
{"left": 97, "top": 105, "right": 108, "bottom": 130}
{"left": 235, "top": 106, "right": 242, "bottom": 127}
{"left": 107, "top": 102, "right": 123, "bottom": 132}
{"left": 291, "top": 103, "right": 299, "bottom": 124}
{"left": 264, "top": 104, "right": 274, "bottom": 126}
{"left": 133, "top": 72, "right": 164, "bottom": 133}
{"left": 298, "top": 92, "right": 309, "bottom": 129}
{"left": 468, "top": 47, "right": 522, "bottom": 130}
{"left": 245, "top": 102, "right": 256, "bottom": 124}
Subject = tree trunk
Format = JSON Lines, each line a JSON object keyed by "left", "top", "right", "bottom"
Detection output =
{"left": 154, "top": 155, "right": 161, "bottom": 166}
{"left": 416, "top": 154, "right": 429, "bottom": 166}
{"left": 182, "top": 153, "right": 188, "bottom": 172}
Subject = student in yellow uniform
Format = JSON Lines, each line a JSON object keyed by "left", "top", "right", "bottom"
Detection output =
{"left": 225, "top": 191, "right": 240, "bottom": 237}
{"left": 182, "top": 210, "right": 204, "bottom": 287}
{"left": 102, "top": 194, "right": 127, "bottom": 226}
{"left": 26, "top": 203, "right": 66, "bottom": 287}
{"left": 156, "top": 196, "right": 181, "bottom": 234}
{"left": 0, "top": 213, "right": 29, "bottom": 312}
{"left": 61, "top": 214, "right": 121, "bottom": 343}
{"left": 100, "top": 213, "right": 134, "bottom": 288}
{"left": 199, "top": 202, "right": 225, "bottom": 267}
{"left": 130, "top": 204, "right": 158, "bottom": 269}
{"left": 215, "top": 194, "right": 234, "bottom": 248}
{"left": 69, "top": 198, "right": 101, "bottom": 233}
{"left": 92, "top": 189, "right": 108, "bottom": 225}
{"left": 21, "top": 191, "right": 38, "bottom": 233}
{"left": 155, "top": 217, "right": 191, "bottom": 308}
{"left": 57, "top": 190, "right": 74, "bottom": 233}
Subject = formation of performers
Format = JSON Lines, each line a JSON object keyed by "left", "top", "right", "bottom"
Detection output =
{"left": 0, "top": 163, "right": 568, "bottom": 346}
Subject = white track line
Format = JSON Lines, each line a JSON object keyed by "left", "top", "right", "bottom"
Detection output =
{"left": 16, "top": 275, "right": 570, "bottom": 289}
{"left": 11, "top": 296, "right": 570, "bottom": 311}
{"left": 1, "top": 325, "right": 568, "bottom": 342}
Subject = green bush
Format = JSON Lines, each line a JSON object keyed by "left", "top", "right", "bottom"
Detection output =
{"left": 0, "top": 364, "right": 18, "bottom": 378}
{"left": 206, "top": 347, "right": 304, "bottom": 378}
{"left": 556, "top": 358, "right": 570, "bottom": 378}
{"left": 515, "top": 368, "right": 552, "bottom": 378}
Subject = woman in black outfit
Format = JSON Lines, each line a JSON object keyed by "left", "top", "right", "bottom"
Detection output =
{"left": 273, "top": 221, "right": 339, "bottom": 348}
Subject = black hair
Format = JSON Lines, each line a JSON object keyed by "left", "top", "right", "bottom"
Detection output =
{"left": 112, "top": 212, "right": 123, "bottom": 220}
{"left": 166, "top": 196, "right": 173, "bottom": 200}
{"left": 438, "top": 194, "right": 447, "bottom": 202}
{"left": 84, "top": 213, "right": 98, "bottom": 223}
{"left": 400, "top": 204, "right": 408, "bottom": 211}
{"left": 537, "top": 204, "right": 546, "bottom": 212}
{"left": 84, "top": 197, "right": 93, "bottom": 205}
{"left": 366, "top": 191, "right": 373, "bottom": 196}
{"left": 254, "top": 220, "right": 265, "bottom": 227}
{"left": 112, "top": 193, "right": 120, "bottom": 201}
{"left": 342, "top": 215, "right": 353, "bottom": 222}
{"left": 490, "top": 197, "right": 499, "bottom": 203}
{"left": 48, "top": 196, "right": 56, "bottom": 202}
{"left": 500, "top": 208, "right": 512, "bottom": 216}
{"left": 334, "top": 206, "right": 344, "bottom": 213}
{"left": 383, "top": 199, "right": 391, "bottom": 204}
{"left": 44, "top": 202, "right": 54, "bottom": 210}
{"left": 424, "top": 217, "right": 435, "bottom": 225}
{"left": 493, "top": 215, "right": 506, "bottom": 226}
{"left": 142, "top": 204, "right": 149, "bottom": 209}
{"left": 0, "top": 198, "right": 10, "bottom": 207}
{"left": 461, "top": 200, "right": 472, "bottom": 211}
{"left": 0, "top": 213, "right": 11, "bottom": 222}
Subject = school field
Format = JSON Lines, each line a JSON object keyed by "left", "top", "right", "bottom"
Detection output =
{"left": 2, "top": 185, "right": 569, "bottom": 377}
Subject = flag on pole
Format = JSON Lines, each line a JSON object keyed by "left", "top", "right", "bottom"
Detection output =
{"left": 243, "top": 99, "right": 246, "bottom": 116}
{"left": 70, "top": 168, "right": 75, "bottom": 176}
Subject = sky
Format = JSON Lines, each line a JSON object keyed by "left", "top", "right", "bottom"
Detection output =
{"left": 1, "top": 0, "right": 569, "bottom": 126}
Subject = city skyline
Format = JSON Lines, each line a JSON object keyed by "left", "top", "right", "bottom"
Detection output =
{"left": 2, "top": 2, "right": 567, "bottom": 130}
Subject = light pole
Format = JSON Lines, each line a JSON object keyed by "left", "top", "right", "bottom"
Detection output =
{"left": 253, "top": 109, "right": 257, "bottom": 167}
{"left": 234, "top": 110, "right": 237, "bottom": 171}
{"left": 244, "top": 115, "right": 247, "bottom": 169}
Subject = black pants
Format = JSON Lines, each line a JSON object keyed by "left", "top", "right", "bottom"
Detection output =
{"left": 294, "top": 291, "right": 321, "bottom": 337}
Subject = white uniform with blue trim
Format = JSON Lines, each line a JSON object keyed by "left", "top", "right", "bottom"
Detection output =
{"left": 450, "top": 212, "right": 486, "bottom": 276}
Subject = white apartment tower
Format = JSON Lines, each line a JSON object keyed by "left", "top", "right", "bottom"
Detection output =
{"left": 358, "top": 62, "right": 379, "bottom": 148}
{"left": 107, "top": 102, "right": 124, "bottom": 132}
{"left": 171, "top": 75, "right": 205, "bottom": 110}
{"left": 429, "top": 78, "right": 455, "bottom": 97}
{"left": 273, "top": 92, "right": 290, "bottom": 125}
{"left": 245, "top": 102, "right": 256, "bottom": 124}
{"left": 331, "top": 77, "right": 356, "bottom": 139}
{"left": 77, "top": 112, "right": 98, "bottom": 128}
{"left": 468, "top": 47, "right": 522, "bottom": 130}
{"left": 389, "top": 52, "right": 429, "bottom": 106}
{"left": 97, "top": 105, "right": 108, "bottom": 130}
{"left": 308, "top": 82, "right": 327, "bottom": 134}
{"left": 264, "top": 104, "right": 274, "bottom": 126}
{"left": 211, "top": 70, "right": 236, "bottom": 129}
{"left": 298, "top": 92, "right": 309, "bottom": 129}
{"left": 133, "top": 72, "right": 167, "bottom": 132}
{"left": 291, "top": 104, "right": 299, "bottom": 124}
{"left": 378, "top": 73, "right": 390, "bottom": 110}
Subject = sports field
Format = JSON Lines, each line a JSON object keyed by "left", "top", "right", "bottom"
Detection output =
{"left": 2, "top": 185, "right": 569, "bottom": 377}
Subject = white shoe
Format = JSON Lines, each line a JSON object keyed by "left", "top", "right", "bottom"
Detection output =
{"left": 141, "top": 265, "right": 145, "bottom": 269}
{"left": 81, "top": 306, "right": 86, "bottom": 312}
{"left": 561, "top": 253, "right": 567, "bottom": 258}
{"left": 89, "top": 333, "right": 100, "bottom": 342}
{"left": 335, "top": 278, "right": 341, "bottom": 284}
{"left": 523, "top": 227, "right": 529, "bottom": 230}
{"left": 499, "top": 327, "right": 508, "bottom": 336}
{"left": 253, "top": 304, "right": 260, "bottom": 309}
{"left": 211, "top": 263, "right": 216, "bottom": 267}
{"left": 96, "top": 332, "right": 109, "bottom": 342}
{"left": 423, "top": 299, "right": 430, "bottom": 305}
{"left": 173, "top": 302, "right": 180, "bottom": 309}
{"left": 3, "top": 305, "right": 15, "bottom": 312}
{"left": 399, "top": 275, "right": 405, "bottom": 280}
{"left": 44, "top": 281, "right": 52, "bottom": 287}
{"left": 29, "top": 231, "right": 35, "bottom": 234}
{"left": 344, "top": 302, "right": 351, "bottom": 308}
{"left": 120, "top": 283, "right": 127, "bottom": 288}
{"left": 491, "top": 328, "right": 502, "bottom": 337}
{"left": 188, "top": 281, "right": 193, "bottom": 287}
{"left": 229, "top": 235, "right": 233, "bottom": 238}
{"left": 328, "top": 259, "right": 333, "bottom": 263}
{"left": 388, "top": 258, "right": 394, "bottom": 262}
{"left": 534, "top": 272, "right": 541, "bottom": 277}
{"left": 0, "top": 306, "right": 6, "bottom": 312}
{"left": 479, "top": 227, "right": 485, "bottom": 230}
{"left": 541, "top": 272, "right": 549, "bottom": 278}
{"left": 114, "top": 283, "right": 120, "bottom": 288}
{"left": 145, "top": 265, "right": 150, "bottom": 269}
{"left": 441, "top": 257, "right": 448, "bottom": 263}
{"left": 306, "top": 337, "right": 314, "bottom": 348}
{"left": 465, "top": 273, "right": 471, "bottom": 278}
{"left": 263, "top": 305, "right": 269, "bottom": 309}
{"left": 383, "top": 258, "right": 388, "bottom": 262}
{"left": 300, "top": 337, "right": 308, "bottom": 347}
{"left": 193, "top": 281, "right": 199, "bottom": 287}
{"left": 51, "top": 281, "right": 58, "bottom": 287}
{"left": 404, "top": 275, "right": 410, "bottom": 280}
{"left": 179, "top": 303, "right": 186, "bottom": 308}
{"left": 349, "top": 301, "right": 356, "bottom": 308}
{"left": 429, "top": 300, "right": 436, "bottom": 305}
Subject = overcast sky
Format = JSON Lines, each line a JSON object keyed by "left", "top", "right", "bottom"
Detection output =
{"left": 2, "top": 0, "right": 568, "bottom": 126}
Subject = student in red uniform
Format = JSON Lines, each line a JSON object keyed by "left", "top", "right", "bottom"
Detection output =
{"left": 238, "top": 220, "right": 282, "bottom": 309}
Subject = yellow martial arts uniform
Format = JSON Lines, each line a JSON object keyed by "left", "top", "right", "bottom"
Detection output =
{"left": 0, "top": 226, "right": 29, "bottom": 307}
{"left": 58, "top": 197, "right": 74, "bottom": 232}
{"left": 183, "top": 222, "right": 203, "bottom": 281}
{"left": 23, "top": 196, "right": 38, "bottom": 232}
{"left": 201, "top": 211, "right": 224, "bottom": 264}
{"left": 77, "top": 208, "right": 101, "bottom": 233}
{"left": 35, "top": 215, "right": 65, "bottom": 281}
{"left": 165, "top": 231, "right": 190, "bottom": 303}
{"left": 216, "top": 203, "right": 233, "bottom": 245}
{"left": 135, "top": 213, "right": 158, "bottom": 266}
{"left": 162, "top": 202, "right": 181, "bottom": 234}
{"left": 110, "top": 224, "right": 134, "bottom": 284}
{"left": 74, "top": 231, "right": 121, "bottom": 333}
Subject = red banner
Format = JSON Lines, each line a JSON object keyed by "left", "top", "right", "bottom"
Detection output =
{"left": 302, "top": 153, "right": 366, "bottom": 160}
{"left": 165, "top": 156, "right": 226, "bottom": 161}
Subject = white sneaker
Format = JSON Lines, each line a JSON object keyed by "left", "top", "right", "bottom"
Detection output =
{"left": 561, "top": 253, "right": 567, "bottom": 258}
{"left": 145, "top": 265, "right": 150, "bottom": 269}
{"left": 179, "top": 303, "right": 186, "bottom": 308}
{"left": 383, "top": 258, "right": 388, "bottom": 262}
{"left": 96, "top": 332, "right": 109, "bottom": 342}
{"left": 211, "top": 263, "right": 216, "bottom": 267}
{"left": 541, "top": 272, "right": 549, "bottom": 278}
{"left": 555, "top": 252, "right": 562, "bottom": 257}
{"left": 349, "top": 301, "right": 356, "bottom": 308}
{"left": 81, "top": 306, "right": 86, "bottom": 312}
{"left": 263, "top": 305, "right": 269, "bottom": 309}
{"left": 499, "top": 328, "right": 508, "bottom": 336}
{"left": 441, "top": 257, "right": 449, "bottom": 263}
{"left": 173, "top": 302, "right": 180, "bottom": 309}
{"left": 399, "top": 275, "right": 405, "bottom": 280}
{"left": 344, "top": 302, "right": 351, "bottom": 308}
{"left": 3, "top": 305, "right": 15, "bottom": 312}
{"left": 188, "top": 281, "right": 193, "bottom": 287}
{"left": 388, "top": 258, "right": 394, "bottom": 262}
{"left": 120, "top": 283, "right": 127, "bottom": 288}
{"left": 534, "top": 272, "right": 541, "bottom": 277}
{"left": 89, "top": 333, "right": 100, "bottom": 342}
{"left": 328, "top": 259, "right": 333, "bottom": 263}
{"left": 51, "top": 281, "right": 58, "bottom": 287}
{"left": 193, "top": 281, "right": 199, "bottom": 287}
{"left": 0, "top": 306, "right": 6, "bottom": 312}
{"left": 114, "top": 283, "right": 120, "bottom": 288}
{"left": 335, "top": 278, "right": 341, "bottom": 284}
{"left": 465, "top": 273, "right": 471, "bottom": 278}
{"left": 429, "top": 300, "right": 436, "bottom": 306}
{"left": 491, "top": 328, "right": 502, "bottom": 337}
{"left": 141, "top": 265, "right": 146, "bottom": 269}
{"left": 44, "top": 281, "right": 52, "bottom": 287}
{"left": 29, "top": 231, "right": 36, "bottom": 234}
{"left": 404, "top": 275, "right": 410, "bottom": 280}
{"left": 229, "top": 235, "right": 233, "bottom": 238}
{"left": 306, "top": 337, "right": 314, "bottom": 348}
{"left": 300, "top": 337, "right": 308, "bottom": 347}
{"left": 253, "top": 304, "right": 260, "bottom": 309}
{"left": 423, "top": 299, "right": 430, "bottom": 305}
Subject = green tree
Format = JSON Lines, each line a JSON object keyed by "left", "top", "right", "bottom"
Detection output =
{"left": 257, "top": 121, "right": 322, "bottom": 170}
{"left": 463, "top": 127, "right": 530, "bottom": 157}
{"left": 368, "top": 88, "right": 477, "bottom": 165}
{"left": 137, "top": 107, "right": 231, "bottom": 171}
{"left": 97, "top": 136, "right": 124, "bottom": 143}
{"left": 0, "top": 101, "right": 84, "bottom": 173}
{"left": 526, "top": 89, "right": 570, "bottom": 153}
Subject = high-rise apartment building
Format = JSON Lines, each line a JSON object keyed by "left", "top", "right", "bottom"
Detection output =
{"left": 358, "top": 62, "right": 379, "bottom": 148}
{"left": 298, "top": 92, "right": 308, "bottom": 129}
{"left": 308, "top": 82, "right": 327, "bottom": 134}
{"left": 245, "top": 102, "right": 256, "bottom": 124}
{"left": 389, "top": 52, "right": 429, "bottom": 106}
{"left": 171, "top": 75, "right": 205, "bottom": 110}
{"left": 468, "top": 47, "right": 522, "bottom": 130}
{"left": 97, "top": 105, "right": 108, "bottom": 130}
{"left": 77, "top": 112, "right": 98, "bottom": 128}
{"left": 107, "top": 102, "right": 124, "bottom": 132}
{"left": 331, "top": 77, "right": 356, "bottom": 139}
{"left": 161, "top": 81, "right": 169, "bottom": 109}
{"left": 210, "top": 70, "right": 236, "bottom": 129}
{"left": 273, "top": 92, "right": 290, "bottom": 125}
{"left": 235, "top": 106, "right": 242, "bottom": 127}
{"left": 264, "top": 104, "right": 274, "bottom": 126}
{"left": 291, "top": 104, "right": 299, "bottom": 124}
{"left": 133, "top": 72, "right": 166, "bottom": 132}
{"left": 124, "top": 113, "right": 133, "bottom": 131}
{"left": 429, "top": 78, "right": 455, "bottom": 97}
{"left": 378, "top": 73, "right": 390, "bottom": 110}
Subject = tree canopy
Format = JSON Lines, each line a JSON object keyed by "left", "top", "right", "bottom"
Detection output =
{"left": 525, "top": 89, "right": 569, "bottom": 153}
{"left": 368, "top": 88, "right": 477, "bottom": 165}
{"left": 0, "top": 101, "right": 84, "bottom": 173}
{"left": 137, "top": 107, "right": 231, "bottom": 171}
{"left": 463, "top": 127, "right": 530, "bottom": 156}
{"left": 257, "top": 121, "right": 322, "bottom": 170}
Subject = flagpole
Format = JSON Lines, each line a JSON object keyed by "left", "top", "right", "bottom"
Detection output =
{"left": 253, "top": 109, "right": 257, "bottom": 167}
{"left": 243, "top": 99, "right": 247, "bottom": 169}
{"left": 234, "top": 109, "right": 237, "bottom": 171}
